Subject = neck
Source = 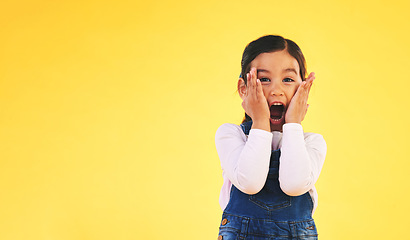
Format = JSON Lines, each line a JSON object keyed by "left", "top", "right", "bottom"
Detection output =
{"left": 270, "top": 123, "right": 283, "bottom": 132}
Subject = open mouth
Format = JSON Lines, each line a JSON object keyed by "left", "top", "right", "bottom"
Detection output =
{"left": 270, "top": 103, "right": 285, "bottom": 123}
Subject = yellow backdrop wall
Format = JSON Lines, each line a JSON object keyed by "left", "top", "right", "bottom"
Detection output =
{"left": 1, "top": 0, "right": 410, "bottom": 239}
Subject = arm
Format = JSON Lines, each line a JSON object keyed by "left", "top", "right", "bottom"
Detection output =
{"left": 215, "top": 123, "right": 272, "bottom": 194}
{"left": 279, "top": 123, "right": 327, "bottom": 196}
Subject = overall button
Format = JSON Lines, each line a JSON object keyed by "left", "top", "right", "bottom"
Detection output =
{"left": 306, "top": 225, "right": 315, "bottom": 230}
{"left": 221, "top": 218, "right": 228, "bottom": 225}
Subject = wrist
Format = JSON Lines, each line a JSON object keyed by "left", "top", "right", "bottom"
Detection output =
{"left": 285, "top": 116, "right": 302, "bottom": 124}
{"left": 251, "top": 119, "right": 270, "bottom": 132}
{"left": 285, "top": 120, "right": 301, "bottom": 124}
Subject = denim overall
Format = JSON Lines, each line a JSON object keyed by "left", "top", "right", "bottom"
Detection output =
{"left": 218, "top": 121, "right": 318, "bottom": 240}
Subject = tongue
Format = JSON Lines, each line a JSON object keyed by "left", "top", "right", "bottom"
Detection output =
{"left": 270, "top": 105, "right": 283, "bottom": 119}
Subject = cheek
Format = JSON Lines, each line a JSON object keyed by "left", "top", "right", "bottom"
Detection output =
{"left": 262, "top": 86, "right": 270, "bottom": 98}
{"left": 288, "top": 85, "right": 299, "bottom": 97}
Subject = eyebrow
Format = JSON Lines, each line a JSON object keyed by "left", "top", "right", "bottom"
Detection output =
{"left": 283, "top": 68, "right": 298, "bottom": 74}
{"left": 257, "top": 69, "right": 270, "bottom": 73}
{"left": 256, "top": 68, "right": 298, "bottom": 74}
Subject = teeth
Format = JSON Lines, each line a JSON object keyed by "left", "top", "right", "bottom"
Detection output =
{"left": 270, "top": 116, "right": 283, "bottom": 121}
{"left": 272, "top": 103, "right": 283, "bottom": 106}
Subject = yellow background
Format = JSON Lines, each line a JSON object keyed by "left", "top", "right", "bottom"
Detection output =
{"left": 1, "top": 0, "right": 409, "bottom": 239}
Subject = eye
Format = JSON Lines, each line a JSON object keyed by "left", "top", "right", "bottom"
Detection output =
{"left": 283, "top": 78, "right": 294, "bottom": 83}
{"left": 259, "top": 77, "right": 271, "bottom": 82}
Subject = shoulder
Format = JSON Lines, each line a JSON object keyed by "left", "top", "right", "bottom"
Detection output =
{"left": 216, "top": 123, "right": 242, "bottom": 132}
{"left": 216, "top": 123, "right": 273, "bottom": 145}
{"left": 303, "top": 132, "right": 327, "bottom": 152}
{"left": 215, "top": 123, "right": 247, "bottom": 153}
{"left": 303, "top": 132, "right": 326, "bottom": 144}
{"left": 215, "top": 123, "right": 245, "bottom": 139}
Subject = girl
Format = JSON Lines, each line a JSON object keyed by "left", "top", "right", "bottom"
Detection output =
{"left": 215, "top": 35, "right": 327, "bottom": 240}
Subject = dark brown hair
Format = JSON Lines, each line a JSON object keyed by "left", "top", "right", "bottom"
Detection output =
{"left": 240, "top": 35, "right": 307, "bottom": 123}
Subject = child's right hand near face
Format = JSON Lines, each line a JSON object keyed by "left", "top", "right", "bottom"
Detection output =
{"left": 240, "top": 67, "right": 271, "bottom": 131}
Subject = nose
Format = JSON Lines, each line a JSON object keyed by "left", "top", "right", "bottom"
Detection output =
{"left": 269, "top": 81, "right": 284, "bottom": 96}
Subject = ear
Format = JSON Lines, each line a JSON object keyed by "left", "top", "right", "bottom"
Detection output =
{"left": 237, "top": 78, "right": 247, "bottom": 100}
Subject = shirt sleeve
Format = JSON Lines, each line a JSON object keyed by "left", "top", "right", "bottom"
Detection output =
{"left": 279, "top": 123, "right": 327, "bottom": 196}
{"left": 215, "top": 123, "right": 273, "bottom": 195}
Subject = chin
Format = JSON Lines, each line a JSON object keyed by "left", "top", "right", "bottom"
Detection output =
{"left": 270, "top": 123, "right": 284, "bottom": 132}
{"left": 270, "top": 117, "right": 285, "bottom": 131}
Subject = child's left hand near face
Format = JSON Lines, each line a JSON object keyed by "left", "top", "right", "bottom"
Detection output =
{"left": 285, "top": 72, "right": 315, "bottom": 124}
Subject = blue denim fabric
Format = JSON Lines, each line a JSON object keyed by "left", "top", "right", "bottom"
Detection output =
{"left": 218, "top": 121, "right": 318, "bottom": 239}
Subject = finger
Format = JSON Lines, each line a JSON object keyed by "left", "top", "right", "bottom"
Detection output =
{"left": 296, "top": 82, "right": 309, "bottom": 104}
{"left": 306, "top": 72, "right": 315, "bottom": 93}
{"left": 245, "top": 73, "right": 251, "bottom": 97}
{"left": 306, "top": 81, "right": 313, "bottom": 95}
{"left": 249, "top": 68, "right": 254, "bottom": 87}
{"left": 293, "top": 73, "right": 313, "bottom": 102}
{"left": 306, "top": 72, "right": 315, "bottom": 83}
{"left": 303, "top": 81, "right": 311, "bottom": 102}
{"left": 251, "top": 67, "right": 256, "bottom": 87}
{"left": 295, "top": 81, "right": 307, "bottom": 96}
{"left": 256, "top": 78, "right": 264, "bottom": 100}
{"left": 301, "top": 73, "right": 314, "bottom": 94}
{"left": 247, "top": 71, "right": 254, "bottom": 91}
{"left": 305, "top": 72, "right": 315, "bottom": 89}
{"left": 250, "top": 68, "right": 257, "bottom": 100}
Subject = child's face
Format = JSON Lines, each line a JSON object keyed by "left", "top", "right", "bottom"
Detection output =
{"left": 249, "top": 50, "right": 303, "bottom": 131}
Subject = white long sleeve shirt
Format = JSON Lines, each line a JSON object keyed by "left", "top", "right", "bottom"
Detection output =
{"left": 215, "top": 123, "right": 327, "bottom": 214}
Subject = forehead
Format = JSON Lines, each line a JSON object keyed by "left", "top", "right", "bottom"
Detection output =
{"left": 250, "top": 50, "right": 300, "bottom": 72}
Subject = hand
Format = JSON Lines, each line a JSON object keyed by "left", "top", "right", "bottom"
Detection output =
{"left": 285, "top": 72, "right": 315, "bottom": 124}
{"left": 241, "top": 68, "right": 270, "bottom": 131}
